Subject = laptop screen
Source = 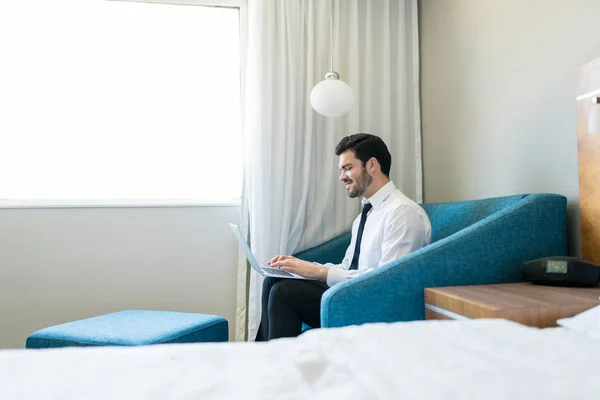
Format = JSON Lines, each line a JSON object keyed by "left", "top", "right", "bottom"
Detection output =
{"left": 229, "top": 223, "right": 262, "bottom": 271}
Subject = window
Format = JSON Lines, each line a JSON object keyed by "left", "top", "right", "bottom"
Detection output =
{"left": 0, "top": 0, "right": 243, "bottom": 206}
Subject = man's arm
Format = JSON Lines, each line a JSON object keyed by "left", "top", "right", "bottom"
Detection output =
{"left": 268, "top": 236, "right": 355, "bottom": 282}
{"left": 271, "top": 215, "right": 379, "bottom": 285}
{"left": 315, "top": 226, "right": 372, "bottom": 287}
{"left": 269, "top": 221, "right": 357, "bottom": 283}
{"left": 379, "top": 205, "right": 428, "bottom": 266}
{"left": 268, "top": 256, "right": 328, "bottom": 280}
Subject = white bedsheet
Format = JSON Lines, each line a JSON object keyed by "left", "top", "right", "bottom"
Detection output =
{"left": 1, "top": 319, "right": 598, "bottom": 399}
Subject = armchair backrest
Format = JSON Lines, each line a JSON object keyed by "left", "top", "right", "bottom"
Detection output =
{"left": 421, "top": 194, "right": 527, "bottom": 243}
{"left": 295, "top": 194, "right": 533, "bottom": 263}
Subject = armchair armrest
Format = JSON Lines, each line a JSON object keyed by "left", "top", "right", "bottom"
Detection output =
{"left": 320, "top": 194, "right": 567, "bottom": 328}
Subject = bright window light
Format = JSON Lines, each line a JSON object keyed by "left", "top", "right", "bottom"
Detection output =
{"left": 0, "top": 0, "right": 242, "bottom": 205}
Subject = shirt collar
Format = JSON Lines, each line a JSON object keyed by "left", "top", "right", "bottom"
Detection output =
{"left": 362, "top": 180, "right": 396, "bottom": 209}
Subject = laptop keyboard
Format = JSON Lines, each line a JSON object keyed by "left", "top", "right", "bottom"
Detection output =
{"left": 261, "top": 266, "right": 295, "bottom": 277}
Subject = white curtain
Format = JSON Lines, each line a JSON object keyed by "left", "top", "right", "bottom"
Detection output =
{"left": 235, "top": 0, "right": 421, "bottom": 341}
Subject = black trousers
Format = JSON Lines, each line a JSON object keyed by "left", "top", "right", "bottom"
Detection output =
{"left": 255, "top": 277, "right": 329, "bottom": 341}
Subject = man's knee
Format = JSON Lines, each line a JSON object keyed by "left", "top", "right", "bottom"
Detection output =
{"left": 262, "top": 277, "right": 279, "bottom": 292}
{"left": 268, "top": 280, "right": 297, "bottom": 304}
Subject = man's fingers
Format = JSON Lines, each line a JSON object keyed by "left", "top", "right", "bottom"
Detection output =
{"left": 268, "top": 255, "right": 284, "bottom": 264}
{"left": 272, "top": 259, "right": 293, "bottom": 268}
{"left": 268, "top": 255, "right": 296, "bottom": 265}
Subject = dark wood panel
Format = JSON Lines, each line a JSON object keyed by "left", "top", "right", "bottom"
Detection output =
{"left": 577, "top": 56, "right": 600, "bottom": 263}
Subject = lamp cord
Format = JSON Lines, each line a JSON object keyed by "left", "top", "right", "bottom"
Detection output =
{"left": 329, "top": 0, "right": 333, "bottom": 72}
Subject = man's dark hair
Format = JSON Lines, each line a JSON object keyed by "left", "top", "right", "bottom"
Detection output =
{"left": 335, "top": 133, "right": 392, "bottom": 177}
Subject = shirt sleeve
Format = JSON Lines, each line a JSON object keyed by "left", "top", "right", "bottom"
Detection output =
{"left": 313, "top": 218, "right": 357, "bottom": 286}
{"left": 315, "top": 242, "right": 353, "bottom": 286}
{"left": 325, "top": 265, "right": 376, "bottom": 287}
{"left": 379, "top": 205, "right": 427, "bottom": 266}
{"left": 319, "top": 221, "right": 373, "bottom": 287}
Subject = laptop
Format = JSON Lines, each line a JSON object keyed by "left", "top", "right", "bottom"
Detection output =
{"left": 228, "top": 223, "right": 315, "bottom": 280}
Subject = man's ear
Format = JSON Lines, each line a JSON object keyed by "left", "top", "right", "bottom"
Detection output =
{"left": 367, "top": 157, "right": 379, "bottom": 173}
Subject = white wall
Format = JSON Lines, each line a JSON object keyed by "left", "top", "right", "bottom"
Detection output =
{"left": 419, "top": 0, "right": 600, "bottom": 256}
{"left": 0, "top": 205, "right": 240, "bottom": 349}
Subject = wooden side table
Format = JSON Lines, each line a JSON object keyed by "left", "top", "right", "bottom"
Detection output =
{"left": 424, "top": 282, "right": 600, "bottom": 328}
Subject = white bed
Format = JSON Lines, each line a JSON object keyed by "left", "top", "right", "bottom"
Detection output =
{"left": 1, "top": 318, "right": 599, "bottom": 399}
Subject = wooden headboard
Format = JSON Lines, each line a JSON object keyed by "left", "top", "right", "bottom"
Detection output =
{"left": 577, "top": 56, "right": 600, "bottom": 263}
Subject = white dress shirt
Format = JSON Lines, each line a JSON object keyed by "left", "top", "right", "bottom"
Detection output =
{"left": 322, "top": 181, "right": 431, "bottom": 286}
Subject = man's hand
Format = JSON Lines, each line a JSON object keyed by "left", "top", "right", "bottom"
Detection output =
{"left": 268, "top": 255, "right": 328, "bottom": 281}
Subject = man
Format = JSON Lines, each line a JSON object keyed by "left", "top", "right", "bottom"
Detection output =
{"left": 255, "top": 133, "right": 431, "bottom": 341}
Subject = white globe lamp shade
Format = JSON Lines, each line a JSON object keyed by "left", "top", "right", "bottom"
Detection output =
{"left": 310, "top": 72, "right": 354, "bottom": 117}
{"left": 590, "top": 100, "right": 600, "bottom": 134}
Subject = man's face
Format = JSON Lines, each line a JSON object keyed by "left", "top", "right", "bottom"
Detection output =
{"left": 338, "top": 150, "right": 372, "bottom": 198}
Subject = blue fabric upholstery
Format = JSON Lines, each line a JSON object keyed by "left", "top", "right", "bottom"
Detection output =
{"left": 422, "top": 194, "right": 527, "bottom": 243}
{"left": 293, "top": 193, "right": 568, "bottom": 329}
{"left": 26, "top": 310, "right": 228, "bottom": 349}
{"left": 294, "top": 232, "right": 352, "bottom": 264}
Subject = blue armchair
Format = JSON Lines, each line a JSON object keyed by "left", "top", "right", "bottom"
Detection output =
{"left": 294, "top": 193, "right": 567, "bottom": 328}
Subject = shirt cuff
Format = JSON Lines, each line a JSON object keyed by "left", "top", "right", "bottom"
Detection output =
{"left": 326, "top": 267, "right": 348, "bottom": 287}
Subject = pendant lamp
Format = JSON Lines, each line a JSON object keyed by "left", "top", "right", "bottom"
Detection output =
{"left": 310, "top": 0, "right": 353, "bottom": 117}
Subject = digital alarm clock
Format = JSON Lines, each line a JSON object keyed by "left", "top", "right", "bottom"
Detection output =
{"left": 522, "top": 257, "right": 600, "bottom": 287}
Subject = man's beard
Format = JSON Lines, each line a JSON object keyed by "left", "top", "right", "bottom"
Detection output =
{"left": 347, "top": 168, "right": 372, "bottom": 198}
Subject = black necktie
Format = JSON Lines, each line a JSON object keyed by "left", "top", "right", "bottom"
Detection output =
{"left": 349, "top": 202, "right": 373, "bottom": 270}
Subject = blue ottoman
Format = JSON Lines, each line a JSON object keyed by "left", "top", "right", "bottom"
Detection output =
{"left": 26, "top": 310, "right": 228, "bottom": 349}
